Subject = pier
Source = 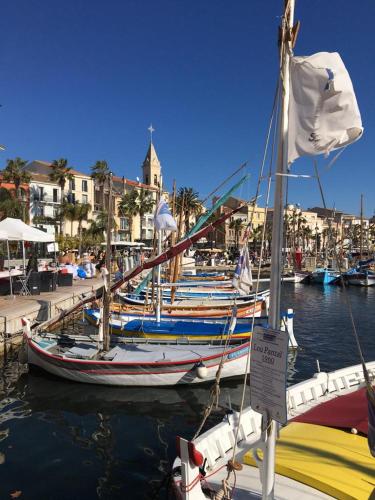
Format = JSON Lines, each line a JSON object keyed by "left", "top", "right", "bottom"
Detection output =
{"left": 0, "top": 277, "right": 103, "bottom": 355}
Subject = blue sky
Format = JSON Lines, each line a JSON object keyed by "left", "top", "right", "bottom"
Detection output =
{"left": 0, "top": 0, "right": 374, "bottom": 216}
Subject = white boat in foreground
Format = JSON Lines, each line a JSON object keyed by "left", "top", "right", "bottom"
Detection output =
{"left": 172, "top": 361, "right": 375, "bottom": 499}
{"left": 22, "top": 318, "right": 251, "bottom": 386}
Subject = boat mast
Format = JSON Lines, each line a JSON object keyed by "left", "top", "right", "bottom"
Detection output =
{"left": 103, "top": 172, "right": 113, "bottom": 351}
{"left": 360, "top": 193, "right": 363, "bottom": 261}
{"left": 156, "top": 176, "right": 163, "bottom": 322}
{"left": 264, "top": 0, "right": 295, "bottom": 498}
{"left": 269, "top": 0, "right": 295, "bottom": 333}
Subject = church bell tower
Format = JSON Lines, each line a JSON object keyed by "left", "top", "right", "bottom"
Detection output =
{"left": 142, "top": 124, "right": 161, "bottom": 187}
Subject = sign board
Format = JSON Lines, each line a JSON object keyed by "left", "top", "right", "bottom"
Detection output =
{"left": 47, "top": 242, "right": 58, "bottom": 253}
{"left": 250, "top": 326, "right": 289, "bottom": 424}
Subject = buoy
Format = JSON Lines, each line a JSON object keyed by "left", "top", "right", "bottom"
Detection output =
{"left": 196, "top": 361, "right": 208, "bottom": 379}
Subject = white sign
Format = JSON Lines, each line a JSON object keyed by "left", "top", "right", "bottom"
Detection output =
{"left": 250, "top": 326, "right": 289, "bottom": 424}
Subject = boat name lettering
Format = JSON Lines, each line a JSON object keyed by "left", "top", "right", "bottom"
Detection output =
{"left": 228, "top": 347, "right": 248, "bottom": 359}
{"left": 253, "top": 342, "right": 282, "bottom": 358}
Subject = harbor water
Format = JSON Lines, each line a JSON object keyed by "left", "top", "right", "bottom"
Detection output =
{"left": 0, "top": 284, "right": 374, "bottom": 499}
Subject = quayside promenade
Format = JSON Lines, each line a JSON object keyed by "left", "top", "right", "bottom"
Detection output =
{"left": 0, "top": 277, "right": 103, "bottom": 356}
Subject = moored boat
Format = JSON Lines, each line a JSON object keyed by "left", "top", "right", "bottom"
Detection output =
{"left": 172, "top": 361, "right": 375, "bottom": 499}
{"left": 310, "top": 267, "right": 340, "bottom": 285}
{"left": 23, "top": 318, "right": 252, "bottom": 386}
{"left": 83, "top": 307, "right": 296, "bottom": 344}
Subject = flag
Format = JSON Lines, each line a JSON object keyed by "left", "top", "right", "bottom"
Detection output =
{"left": 154, "top": 198, "right": 177, "bottom": 231}
{"left": 288, "top": 52, "right": 363, "bottom": 164}
{"left": 232, "top": 245, "right": 253, "bottom": 295}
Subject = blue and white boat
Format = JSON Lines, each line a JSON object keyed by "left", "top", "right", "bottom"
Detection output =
{"left": 83, "top": 308, "right": 297, "bottom": 345}
{"left": 310, "top": 267, "right": 340, "bottom": 285}
{"left": 343, "top": 267, "right": 375, "bottom": 287}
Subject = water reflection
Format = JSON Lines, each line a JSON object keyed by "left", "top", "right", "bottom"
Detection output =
{"left": 0, "top": 285, "right": 374, "bottom": 498}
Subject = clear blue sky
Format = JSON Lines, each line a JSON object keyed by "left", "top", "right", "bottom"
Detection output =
{"left": 0, "top": 0, "right": 374, "bottom": 216}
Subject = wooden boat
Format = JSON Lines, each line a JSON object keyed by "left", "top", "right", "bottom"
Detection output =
{"left": 84, "top": 308, "right": 252, "bottom": 342}
{"left": 112, "top": 300, "right": 267, "bottom": 319}
{"left": 118, "top": 288, "right": 270, "bottom": 307}
{"left": 345, "top": 270, "right": 375, "bottom": 287}
{"left": 310, "top": 267, "right": 340, "bottom": 285}
{"left": 83, "top": 308, "right": 296, "bottom": 344}
{"left": 22, "top": 318, "right": 252, "bottom": 386}
{"left": 172, "top": 361, "right": 375, "bottom": 499}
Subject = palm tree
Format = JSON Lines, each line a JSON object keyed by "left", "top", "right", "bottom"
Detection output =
{"left": 73, "top": 202, "right": 92, "bottom": 255}
{"left": 176, "top": 187, "right": 202, "bottom": 234}
{"left": 2, "top": 157, "right": 31, "bottom": 221}
{"left": 87, "top": 213, "right": 107, "bottom": 238}
{"left": 91, "top": 160, "right": 110, "bottom": 210}
{"left": 118, "top": 190, "right": 139, "bottom": 241}
{"left": 251, "top": 224, "right": 263, "bottom": 252}
{"left": 49, "top": 158, "right": 74, "bottom": 233}
{"left": 137, "top": 189, "right": 155, "bottom": 241}
{"left": 0, "top": 187, "right": 23, "bottom": 220}
{"left": 229, "top": 218, "right": 245, "bottom": 250}
{"left": 61, "top": 202, "right": 77, "bottom": 236}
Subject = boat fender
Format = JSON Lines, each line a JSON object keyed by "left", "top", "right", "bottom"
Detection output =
{"left": 176, "top": 436, "right": 204, "bottom": 467}
{"left": 195, "top": 361, "right": 208, "bottom": 379}
{"left": 351, "top": 428, "right": 358, "bottom": 434}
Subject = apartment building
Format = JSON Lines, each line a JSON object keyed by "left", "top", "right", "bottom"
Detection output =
{"left": 25, "top": 161, "right": 95, "bottom": 236}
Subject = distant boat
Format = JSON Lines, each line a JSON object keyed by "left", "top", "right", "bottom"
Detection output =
{"left": 344, "top": 269, "right": 375, "bottom": 287}
{"left": 310, "top": 267, "right": 340, "bottom": 285}
{"left": 342, "top": 258, "right": 375, "bottom": 287}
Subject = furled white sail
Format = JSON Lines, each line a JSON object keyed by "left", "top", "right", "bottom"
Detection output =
{"left": 232, "top": 245, "right": 253, "bottom": 295}
{"left": 154, "top": 198, "right": 177, "bottom": 231}
{"left": 288, "top": 52, "right": 363, "bottom": 164}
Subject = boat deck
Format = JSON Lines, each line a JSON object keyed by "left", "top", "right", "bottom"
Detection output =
{"left": 34, "top": 336, "right": 244, "bottom": 363}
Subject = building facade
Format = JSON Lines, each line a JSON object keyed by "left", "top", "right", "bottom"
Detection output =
{"left": 25, "top": 161, "right": 95, "bottom": 236}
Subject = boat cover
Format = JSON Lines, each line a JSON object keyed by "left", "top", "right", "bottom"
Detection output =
{"left": 292, "top": 387, "right": 369, "bottom": 435}
{"left": 244, "top": 422, "right": 375, "bottom": 499}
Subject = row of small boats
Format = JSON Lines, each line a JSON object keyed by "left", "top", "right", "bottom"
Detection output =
{"left": 311, "top": 263, "right": 375, "bottom": 286}
{"left": 22, "top": 270, "right": 299, "bottom": 386}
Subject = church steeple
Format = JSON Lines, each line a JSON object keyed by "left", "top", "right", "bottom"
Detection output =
{"left": 142, "top": 125, "right": 161, "bottom": 187}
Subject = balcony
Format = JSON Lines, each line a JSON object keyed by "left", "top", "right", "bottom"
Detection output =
{"left": 33, "top": 195, "right": 61, "bottom": 204}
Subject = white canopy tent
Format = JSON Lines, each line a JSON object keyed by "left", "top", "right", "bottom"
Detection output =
{"left": 0, "top": 218, "right": 55, "bottom": 298}
{"left": 0, "top": 218, "right": 55, "bottom": 242}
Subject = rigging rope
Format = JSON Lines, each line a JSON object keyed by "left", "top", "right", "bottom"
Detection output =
{"left": 313, "top": 161, "right": 375, "bottom": 397}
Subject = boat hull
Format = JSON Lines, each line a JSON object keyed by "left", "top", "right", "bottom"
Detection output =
{"left": 25, "top": 334, "right": 250, "bottom": 387}
{"left": 84, "top": 309, "right": 252, "bottom": 341}
{"left": 345, "top": 272, "right": 375, "bottom": 287}
{"left": 311, "top": 269, "right": 339, "bottom": 284}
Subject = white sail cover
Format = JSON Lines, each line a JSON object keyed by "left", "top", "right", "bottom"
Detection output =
{"left": 154, "top": 198, "right": 177, "bottom": 232}
{"left": 232, "top": 245, "right": 253, "bottom": 295}
{"left": 288, "top": 52, "right": 363, "bottom": 164}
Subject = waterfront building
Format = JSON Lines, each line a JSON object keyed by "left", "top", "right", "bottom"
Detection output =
{"left": 207, "top": 196, "right": 266, "bottom": 250}
{"left": 90, "top": 139, "right": 163, "bottom": 245}
{"left": 25, "top": 161, "right": 95, "bottom": 236}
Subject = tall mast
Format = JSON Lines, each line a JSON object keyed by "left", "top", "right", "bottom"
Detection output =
{"left": 360, "top": 193, "right": 363, "bottom": 261}
{"left": 103, "top": 172, "right": 113, "bottom": 351}
{"left": 264, "top": 1, "right": 295, "bottom": 498}
{"left": 269, "top": 0, "right": 295, "bottom": 333}
{"left": 156, "top": 175, "right": 163, "bottom": 322}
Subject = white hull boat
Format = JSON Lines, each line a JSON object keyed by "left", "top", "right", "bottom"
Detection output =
{"left": 172, "top": 361, "right": 375, "bottom": 499}
{"left": 23, "top": 319, "right": 252, "bottom": 387}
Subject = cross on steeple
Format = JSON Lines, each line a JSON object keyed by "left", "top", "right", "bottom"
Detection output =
{"left": 148, "top": 124, "right": 155, "bottom": 144}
